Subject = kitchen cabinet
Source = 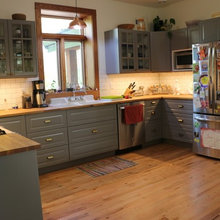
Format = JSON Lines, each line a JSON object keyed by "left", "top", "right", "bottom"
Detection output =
{"left": 162, "top": 99, "right": 193, "bottom": 143}
{"left": 0, "top": 19, "right": 38, "bottom": 78}
{"left": 26, "top": 111, "right": 69, "bottom": 168}
{"left": 0, "top": 20, "right": 10, "bottom": 76}
{"left": 67, "top": 105, "right": 118, "bottom": 160}
{"left": 199, "top": 17, "right": 220, "bottom": 43}
{"left": 145, "top": 99, "right": 162, "bottom": 143}
{"left": 150, "top": 31, "right": 171, "bottom": 72}
{"left": 188, "top": 25, "right": 200, "bottom": 46}
{"left": 0, "top": 115, "right": 26, "bottom": 136}
{"left": 105, "top": 28, "right": 150, "bottom": 74}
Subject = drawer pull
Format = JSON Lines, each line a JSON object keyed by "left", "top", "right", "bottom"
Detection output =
{"left": 151, "top": 101, "right": 156, "bottom": 105}
{"left": 178, "top": 119, "right": 184, "bottom": 123}
{"left": 45, "top": 138, "right": 53, "bottom": 142}
{"left": 177, "top": 105, "right": 184, "bottom": 108}
{"left": 44, "top": 120, "right": 51, "bottom": 124}
{"left": 47, "top": 155, "right": 54, "bottom": 160}
{"left": 92, "top": 129, "right": 98, "bottom": 134}
{"left": 151, "top": 111, "right": 155, "bottom": 115}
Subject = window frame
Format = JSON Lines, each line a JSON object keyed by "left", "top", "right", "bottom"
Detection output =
{"left": 35, "top": 2, "right": 100, "bottom": 99}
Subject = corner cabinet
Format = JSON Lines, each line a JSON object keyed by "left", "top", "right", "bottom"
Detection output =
{"left": 105, "top": 28, "right": 150, "bottom": 74}
{"left": 0, "top": 19, "right": 38, "bottom": 78}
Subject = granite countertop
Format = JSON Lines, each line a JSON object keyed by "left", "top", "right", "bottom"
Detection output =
{"left": 0, "top": 128, "right": 40, "bottom": 156}
{"left": 0, "top": 94, "right": 193, "bottom": 118}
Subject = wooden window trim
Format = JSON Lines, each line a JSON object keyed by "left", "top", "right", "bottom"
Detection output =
{"left": 35, "top": 2, "right": 100, "bottom": 99}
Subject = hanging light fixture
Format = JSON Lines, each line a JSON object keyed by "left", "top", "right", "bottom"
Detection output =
{"left": 69, "top": 0, "right": 87, "bottom": 29}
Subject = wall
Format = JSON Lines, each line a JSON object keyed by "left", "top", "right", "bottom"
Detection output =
{"left": 0, "top": 0, "right": 158, "bottom": 110}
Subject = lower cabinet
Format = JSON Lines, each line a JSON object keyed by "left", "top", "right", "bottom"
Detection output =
{"left": 0, "top": 116, "right": 26, "bottom": 136}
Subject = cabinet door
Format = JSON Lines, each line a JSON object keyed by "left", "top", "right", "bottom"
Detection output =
{"left": 0, "top": 116, "right": 26, "bottom": 136}
{"left": 8, "top": 20, "right": 38, "bottom": 77}
{"left": 199, "top": 18, "right": 219, "bottom": 43}
{"left": 0, "top": 19, "right": 10, "bottom": 77}
{"left": 171, "top": 28, "right": 188, "bottom": 50}
{"left": 119, "top": 29, "right": 135, "bottom": 72}
{"left": 187, "top": 25, "right": 200, "bottom": 46}
{"left": 150, "top": 31, "right": 171, "bottom": 72}
{"left": 136, "top": 31, "right": 150, "bottom": 71}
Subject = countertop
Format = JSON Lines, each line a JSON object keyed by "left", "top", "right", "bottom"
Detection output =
{"left": 0, "top": 94, "right": 193, "bottom": 118}
{"left": 0, "top": 128, "right": 40, "bottom": 156}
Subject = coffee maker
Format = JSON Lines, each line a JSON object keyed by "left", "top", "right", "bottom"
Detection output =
{"left": 32, "top": 80, "right": 48, "bottom": 108}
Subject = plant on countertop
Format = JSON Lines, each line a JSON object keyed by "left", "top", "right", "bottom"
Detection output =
{"left": 153, "top": 16, "right": 176, "bottom": 32}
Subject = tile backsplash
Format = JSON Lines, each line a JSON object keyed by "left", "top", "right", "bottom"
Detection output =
{"left": 0, "top": 78, "right": 33, "bottom": 110}
{"left": 0, "top": 71, "right": 192, "bottom": 110}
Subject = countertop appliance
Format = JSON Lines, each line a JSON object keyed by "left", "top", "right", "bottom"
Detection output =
{"left": 172, "top": 48, "right": 192, "bottom": 71}
{"left": 192, "top": 41, "right": 220, "bottom": 159}
{"left": 32, "top": 80, "right": 48, "bottom": 108}
{"left": 117, "top": 101, "right": 145, "bottom": 150}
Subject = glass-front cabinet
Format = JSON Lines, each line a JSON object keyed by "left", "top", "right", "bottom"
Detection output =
{"left": 105, "top": 28, "right": 150, "bottom": 74}
{"left": 8, "top": 20, "right": 37, "bottom": 77}
{"left": 0, "top": 19, "right": 37, "bottom": 78}
{"left": 0, "top": 20, "right": 10, "bottom": 76}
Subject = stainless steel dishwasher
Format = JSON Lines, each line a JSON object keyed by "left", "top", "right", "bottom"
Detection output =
{"left": 117, "top": 101, "right": 145, "bottom": 150}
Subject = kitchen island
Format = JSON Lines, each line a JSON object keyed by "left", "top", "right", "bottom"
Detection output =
{"left": 0, "top": 129, "right": 43, "bottom": 220}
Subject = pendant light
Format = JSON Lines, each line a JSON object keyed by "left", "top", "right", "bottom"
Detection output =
{"left": 69, "top": 0, "right": 87, "bottom": 29}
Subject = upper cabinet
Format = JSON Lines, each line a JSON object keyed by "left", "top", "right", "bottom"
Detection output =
{"left": 105, "top": 28, "right": 150, "bottom": 74}
{"left": 0, "top": 20, "right": 10, "bottom": 76}
{"left": 199, "top": 17, "right": 220, "bottom": 43}
{"left": 0, "top": 19, "right": 38, "bottom": 78}
{"left": 171, "top": 26, "right": 200, "bottom": 50}
{"left": 150, "top": 31, "right": 171, "bottom": 72}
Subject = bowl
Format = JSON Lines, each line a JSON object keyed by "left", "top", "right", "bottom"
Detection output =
{"left": 12, "top": 13, "right": 26, "bottom": 20}
{"left": 118, "top": 24, "right": 135, "bottom": 30}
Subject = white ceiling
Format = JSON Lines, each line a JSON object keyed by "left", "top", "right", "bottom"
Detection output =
{"left": 114, "top": 0, "right": 184, "bottom": 8}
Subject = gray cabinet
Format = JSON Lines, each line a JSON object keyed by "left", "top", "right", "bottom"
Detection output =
{"left": 0, "top": 116, "right": 26, "bottom": 136}
{"left": 145, "top": 99, "right": 162, "bottom": 143}
{"left": 150, "top": 31, "right": 171, "bottom": 72}
{"left": 26, "top": 111, "right": 69, "bottom": 168}
{"left": 67, "top": 105, "right": 118, "bottom": 160}
{"left": 188, "top": 25, "right": 200, "bottom": 46}
{"left": 171, "top": 28, "right": 188, "bottom": 50}
{"left": 105, "top": 28, "right": 150, "bottom": 74}
{"left": 0, "top": 19, "right": 38, "bottom": 78}
{"left": 0, "top": 20, "right": 10, "bottom": 76}
{"left": 162, "top": 99, "right": 193, "bottom": 143}
{"left": 199, "top": 17, "right": 220, "bottom": 43}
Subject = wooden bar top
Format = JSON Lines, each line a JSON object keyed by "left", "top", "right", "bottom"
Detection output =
{"left": 0, "top": 94, "right": 193, "bottom": 118}
{"left": 0, "top": 129, "right": 40, "bottom": 156}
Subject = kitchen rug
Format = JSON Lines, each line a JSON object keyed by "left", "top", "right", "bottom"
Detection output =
{"left": 76, "top": 157, "right": 136, "bottom": 177}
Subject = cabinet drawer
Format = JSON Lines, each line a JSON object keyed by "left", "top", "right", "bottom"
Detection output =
{"left": 26, "top": 111, "right": 66, "bottom": 133}
{"left": 145, "top": 121, "right": 161, "bottom": 142}
{"left": 67, "top": 105, "right": 117, "bottom": 126}
{"left": 145, "top": 108, "right": 161, "bottom": 121}
{"left": 37, "top": 145, "right": 69, "bottom": 168}
{"left": 69, "top": 136, "right": 118, "bottom": 160}
{"left": 68, "top": 120, "right": 117, "bottom": 144}
{"left": 163, "top": 99, "right": 193, "bottom": 114}
{"left": 0, "top": 116, "right": 26, "bottom": 136}
{"left": 27, "top": 128, "right": 68, "bottom": 151}
{"left": 145, "top": 99, "right": 161, "bottom": 109}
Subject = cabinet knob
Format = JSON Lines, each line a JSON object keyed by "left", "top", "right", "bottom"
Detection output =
{"left": 44, "top": 119, "right": 51, "bottom": 124}
{"left": 92, "top": 129, "right": 98, "bottom": 134}
{"left": 178, "top": 119, "right": 184, "bottom": 123}
{"left": 47, "top": 155, "right": 54, "bottom": 160}
{"left": 151, "top": 101, "right": 156, "bottom": 105}
{"left": 177, "top": 105, "right": 184, "bottom": 108}
{"left": 151, "top": 111, "right": 155, "bottom": 115}
{"left": 45, "top": 138, "right": 53, "bottom": 142}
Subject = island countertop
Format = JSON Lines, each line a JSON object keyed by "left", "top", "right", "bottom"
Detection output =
{"left": 0, "top": 129, "right": 40, "bottom": 156}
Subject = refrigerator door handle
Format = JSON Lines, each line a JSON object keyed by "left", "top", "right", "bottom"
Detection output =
{"left": 208, "top": 47, "right": 213, "bottom": 108}
{"left": 195, "top": 117, "right": 220, "bottom": 123}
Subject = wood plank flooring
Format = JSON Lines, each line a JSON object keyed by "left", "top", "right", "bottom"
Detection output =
{"left": 39, "top": 144, "right": 220, "bottom": 220}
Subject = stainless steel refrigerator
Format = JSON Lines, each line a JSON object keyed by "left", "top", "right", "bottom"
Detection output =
{"left": 192, "top": 42, "right": 220, "bottom": 159}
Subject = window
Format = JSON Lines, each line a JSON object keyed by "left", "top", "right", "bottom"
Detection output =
{"left": 35, "top": 3, "right": 99, "bottom": 98}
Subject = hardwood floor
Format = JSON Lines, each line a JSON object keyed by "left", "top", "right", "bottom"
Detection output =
{"left": 39, "top": 144, "right": 220, "bottom": 220}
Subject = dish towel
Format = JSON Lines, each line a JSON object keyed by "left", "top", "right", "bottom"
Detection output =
{"left": 124, "top": 104, "right": 144, "bottom": 125}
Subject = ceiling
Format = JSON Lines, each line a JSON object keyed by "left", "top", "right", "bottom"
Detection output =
{"left": 114, "top": 0, "right": 185, "bottom": 8}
